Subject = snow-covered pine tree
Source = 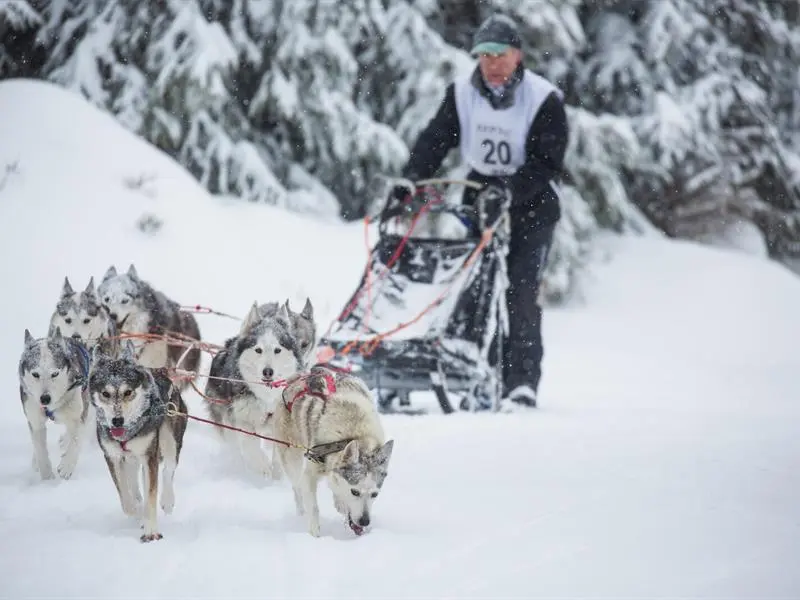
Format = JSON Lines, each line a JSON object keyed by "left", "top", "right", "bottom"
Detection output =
{"left": 0, "top": 0, "right": 45, "bottom": 79}
{"left": 569, "top": 0, "right": 800, "bottom": 264}
{"left": 8, "top": 0, "right": 800, "bottom": 295}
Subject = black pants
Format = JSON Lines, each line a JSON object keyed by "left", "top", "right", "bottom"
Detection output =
{"left": 461, "top": 172, "right": 558, "bottom": 396}
{"left": 502, "top": 222, "right": 555, "bottom": 395}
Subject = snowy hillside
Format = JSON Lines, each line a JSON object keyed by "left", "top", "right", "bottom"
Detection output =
{"left": 1, "top": 79, "right": 800, "bottom": 598}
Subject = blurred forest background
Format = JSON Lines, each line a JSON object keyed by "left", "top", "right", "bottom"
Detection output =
{"left": 2, "top": 0, "right": 799, "bottom": 302}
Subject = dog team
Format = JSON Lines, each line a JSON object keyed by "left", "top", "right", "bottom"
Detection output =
{"left": 18, "top": 264, "right": 395, "bottom": 542}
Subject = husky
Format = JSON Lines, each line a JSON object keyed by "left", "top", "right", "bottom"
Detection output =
{"left": 273, "top": 365, "right": 394, "bottom": 537}
{"left": 97, "top": 264, "right": 201, "bottom": 388}
{"left": 49, "top": 276, "right": 120, "bottom": 357}
{"left": 18, "top": 327, "right": 92, "bottom": 480}
{"left": 88, "top": 340, "right": 188, "bottom": 543}
{"left": 243, "top": 298, "right": 317, "bottom": 368}
{"left": 204, "top": 302, "right": 305, "bottom": 480}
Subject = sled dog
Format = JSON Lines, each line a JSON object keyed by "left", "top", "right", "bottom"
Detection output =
{"left": 242, "top": 298, "right": 317, "bottom": 369}
{"left": 49, "top": 276, "right": 120, "bottom": 357}
{"left": 97, "top": 264, "right": 201, "bottom": 388}
{"left": 18, "top": 327, "right": 91, "bottom": 480}
{"left": 88, "top": 340, "right": 188, "bottom": 542}
{"left": 204, "top": 302, "right": 306, "bottom": 479}
{"left": 273, "top": 366, "right": 394, "bottom": 537}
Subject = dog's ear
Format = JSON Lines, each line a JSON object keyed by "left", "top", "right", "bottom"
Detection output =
{"left": 102, "top": 265, "right": 117, "bottom": 282}
{"left": 84, "top": 276, "right": 96, "bottom": 295}
{"left": 24, "top": 328, "right": 34, "bottom": 346}
{"left": 278, "top": 301, "right": 290, "bottom": 322}
{"left": 127, "top": 264, "right": 139, "bottom": 280}
{"left": 240, "top": 301, "right": 261, "bottom": 334}
{"left": 90, "top": 343, "right": 103, "bottom": 365}
{"left": 301, "top": 297, "right": 314, "bottom": 321}
{"left": 372, "top": 439, "right": 394, "bottom": 469}
{"left": 61, "top": 276, "right": 74, "bottom": 298}
{"left": 120, "top": 340, "right": 136, "bottom": 362}
{"left": 341, "top": 439, "right": 360, "bottom": 466}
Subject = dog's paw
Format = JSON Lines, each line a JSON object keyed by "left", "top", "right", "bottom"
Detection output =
{"left": 140, "top": 532, "right": 163, "bottom": 543}
{"left": 39, "top": 467, "right": 56, "bottom": 481}
{"left": 57, "top": 458, "right": 77, "bottom": 480}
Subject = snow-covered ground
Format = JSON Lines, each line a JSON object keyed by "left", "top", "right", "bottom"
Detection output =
{"left": 1, "top": 79, "right": 799, "bottom": 598}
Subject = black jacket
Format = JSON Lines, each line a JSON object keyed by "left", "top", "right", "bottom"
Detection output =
{"left": 401, "top": 66, "right": 569, "bottom": 230}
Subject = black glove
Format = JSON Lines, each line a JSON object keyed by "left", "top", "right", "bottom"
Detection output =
{"left": 384, "top": 179, "right": 420, "bottom": 218}
{"left": 474, "top": 182, "right": 512, "bottom": 228}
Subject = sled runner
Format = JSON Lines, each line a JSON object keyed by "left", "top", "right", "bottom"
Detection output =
{"left": 319, "top": 178, "right": 512, "bottom": 414}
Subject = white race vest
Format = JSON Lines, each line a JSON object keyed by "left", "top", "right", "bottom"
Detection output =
{"left": 454, "top": 69, "right": 562, "bottom": 176}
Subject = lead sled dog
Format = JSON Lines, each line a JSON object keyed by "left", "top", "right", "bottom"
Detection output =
{"left": 18, "top": 327, "right": 92, "bottom": 480}
{"left": 88, "top": 340, "right": 188, "bottom": 542}
{"left": 204, "top": 302, "right": 309, "bottom": 479}
{"left": 273, "top": 365, "right": 394, "bottom": 537}
{"left": 97, "top": 264, "right": 201, "bottom": 388}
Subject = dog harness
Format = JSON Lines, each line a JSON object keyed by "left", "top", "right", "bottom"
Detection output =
{"left": 304, "top": 439, "right": 356, "bottom": 465}
{"left": 283, "top": 369, "right": 337, "bottom": 413}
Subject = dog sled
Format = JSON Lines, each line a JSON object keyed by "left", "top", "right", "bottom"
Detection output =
{"left": 319, "top": 178, "right": 512, "bottom": 415}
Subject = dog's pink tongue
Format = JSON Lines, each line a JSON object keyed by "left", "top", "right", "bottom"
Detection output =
{"left": 348, "top": 519, "right": 365, "bottom": 536}
{"left": 110, "top": 427, "right": 126, "bottom": 439}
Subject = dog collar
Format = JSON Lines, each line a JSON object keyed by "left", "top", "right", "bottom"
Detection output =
{"left": 304, "top": 439, "right": 355, "bottom": 464}
{"left": 43, "top": 407, "right": 56, "bottom": 421}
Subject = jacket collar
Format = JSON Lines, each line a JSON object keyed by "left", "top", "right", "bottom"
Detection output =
{"left": 470, "top": 63, "right": 524, "bottom": 109}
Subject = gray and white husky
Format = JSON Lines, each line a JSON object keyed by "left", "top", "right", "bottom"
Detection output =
{"left": 243, "top": 298, "right": 317, "bottom": 369}
{"left": 273, "top": 366, "right": 394, "bottom": 537}
{"left": 204, "top": 302, "right": 306, "bottom": 480}
{"left": 97, "top": 264, "right": 201, "bottom": 388}
{"left": 48, "top": 276, "right": 119, "bottom": 357}
{"left": 18, "top": 327, "right": 92, "bottom": 480}
{"left": 88, "top": 340, "right": 188, "bottom": 543}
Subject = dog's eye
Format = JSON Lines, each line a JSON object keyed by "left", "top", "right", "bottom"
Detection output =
{"left": 83, "top": 318, "right": 91, "bottom": 324}
{"left": 64, "top": 317, "right": 72, "bottom": 324}
{"left": 351, "top": 489, "right": 361, "bottom": 497}
{"left": 254, "top": 347, "right": 263, "bottom": 354}
{"left": 101, "top": 391, "right": 111, "bottom": 398}
{"left": 50, "top": 371, "right": 59, "bottom": 378}
{"left": 121, "top": 298, "right": 129, "bottom": 304}
{"left": 300, "top": 341, "right": 309, "bottom": 349}
{"left": 274, "top": 348, "right": 282, "bottom": 354}
{"left": 122, "top": 389, "right": 133, "bottom": 398}
{"left": 104, "top": 297, "right": 110, "bottom": 303}
{"left": 371, "top": 492, "right": 378, "bottom": 498}
{"left": 32, "top": 372, "right": 40, "bottom": 379}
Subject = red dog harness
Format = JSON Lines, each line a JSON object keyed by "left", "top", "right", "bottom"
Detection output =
{"left": 283, "top": 370, "right": 337, "bottom": 413}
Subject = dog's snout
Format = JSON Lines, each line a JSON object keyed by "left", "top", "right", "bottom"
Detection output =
{"left": 111, "top": 416, "right": 124, "bottom": 428}
{"left": 40, "top": 393, "right": 51, "bottom": 406}
{"left": 262, "top": 367, "right": 274, "bottom": 379}
{"left": 71, "top": 333, "right": 82, "bottom": 340}
{"left": 110, "top": 313, "right": 118, "bottom": 321}
{"left": 357, "top": 514, "right": 370, "bottom": 528}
